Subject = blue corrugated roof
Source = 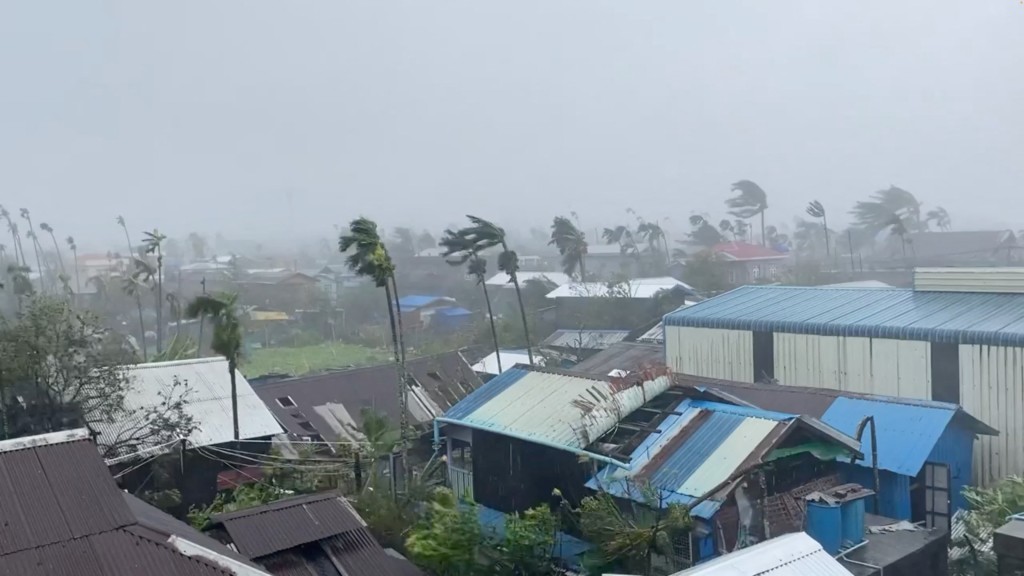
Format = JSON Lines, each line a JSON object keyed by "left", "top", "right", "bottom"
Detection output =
{"left": 664, "top": 285, "right": 1024, "bottom": 346}
{"left": 398, "top": 294, "right": 451, "bottom": 309}
{"left": 821, "top": 396, "right": 956, "bottom": 476}
{"left": 443, "top": 367, "right": 528, "bottom": 421}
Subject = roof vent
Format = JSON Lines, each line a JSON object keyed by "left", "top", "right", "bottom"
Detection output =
{"left": 914, "top": 267, "right": 1024, "bottom": 294}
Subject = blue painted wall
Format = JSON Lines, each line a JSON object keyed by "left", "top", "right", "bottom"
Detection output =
{"left": 841, "top": 465, "right": 911, "bottom": 520}
{"left": 928, "top": 422, "right": 975, "bottom": 513}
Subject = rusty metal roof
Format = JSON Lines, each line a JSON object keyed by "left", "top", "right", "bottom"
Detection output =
{"left": 570, "top": 342, "right": 664, "bottom": 376}
{"left": 210, "top": 492, "right": 365, "bottom": 559}
{"left": 254, "top": 351, "right": 482, "bottom": 442}
{"left": 0, "top": 429, "right": 257, "bottom": 576}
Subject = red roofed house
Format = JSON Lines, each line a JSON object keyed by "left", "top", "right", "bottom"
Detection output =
{"left": 710, "top": 241, "right": 791, "bottom": 286}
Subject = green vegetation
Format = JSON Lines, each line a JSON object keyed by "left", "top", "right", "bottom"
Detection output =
{"left": 243, "top": 341, "right": 389, "bottom": 377}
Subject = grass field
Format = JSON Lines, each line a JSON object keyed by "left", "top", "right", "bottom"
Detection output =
{"left": 242, "top": 342, "right": 390, "bottom": 377}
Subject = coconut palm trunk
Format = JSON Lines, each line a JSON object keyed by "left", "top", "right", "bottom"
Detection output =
{"left": 506, "top": 252, "right": 534, "bottom": 363}
{"left": 119, "top": 217, "right": 147, "bottom": 360}
{"left": 67, "top": 237, "right": 80, "bottom": 293}
{"left": 228, "top": 357, "right": 239, "bottom": 441}
{"left": 382, "top": 280, "right": 409, "bottom": 482}
{"left": 480, "top": 276, "right": 503, "bottom": 373}
{"left": 44, "top": 229, "right": 66, "bottom": 276}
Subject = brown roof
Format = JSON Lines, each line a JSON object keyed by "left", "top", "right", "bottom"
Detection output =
{"left": 254, "top": 351, "right": 482, "bottom": 442}
{"left": 0, "top": 429, "right": 248, "bottom": 576}
{"left": 209, "top": 491, "right": 423, "bottom": 576}
{"left": 570, "top": 342, "right": 664, "bottom": 376}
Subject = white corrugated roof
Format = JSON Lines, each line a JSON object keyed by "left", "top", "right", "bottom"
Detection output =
{"left": 668, "top": 532, "right": 854, "bottom": 575}
{"left": 545, "top": 277, "right": 695, "bottom": 299}
{"left": 91, "top": 357, "right": 283, "bottom": 456}
{"left": 471, "top": 350, "right": 537, "bottom": 375}
{"left": 485, "top": 271, "right": 572, "bottom": 287}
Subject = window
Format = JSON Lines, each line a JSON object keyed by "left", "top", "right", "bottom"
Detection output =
{"left": 768, "top": 265, "right": 778, "bottom": 279}
{"left": 930, "top": 342, "right": 960, "bottom": 403}
{"left": 276, "top": 396, "right": 296, "bottom": 408}
{"left": 752, "top": 265, "right": 761, "bottom": 280}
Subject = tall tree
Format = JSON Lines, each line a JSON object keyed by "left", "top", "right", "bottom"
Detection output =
{"left": 805, "top": 200, "right": 830, "bottom": 258}
{"left": 850, "top": 186, "right": 923, "bottom": 233}
{"left": 636, "top": 220, "right": 669, "bottom": 262}
{"left": 887, "top": 214, "right": 911, "bottom": 258}
{"left": 66, "top": 236, "right": 81, "bottom": 293}
{"left": 726, "top": 180, "right": 769, "bottom": 246}
{"left": 339, "top": 217, "right": 411, "bottom": 465}
{"left": 38, "top": 222, "right": 67, "bottom": 281}
{"left": 142, "top": 230, "right": 167, "bottom": 354}
{"left": 926, "top": 206, "right": 952, "bottom": 231}
{"left": 441, "top": 215, "right": 534, "bottom": 364}
{"left": 187, "top": 232, "right": 207, "bottom": 261}
{"left": 390, "top": 227, "right": 416, "bottom": 258}
{"left": 20, "top": 209, "right": 46, "bottom": 292}
{"left": 121, "top": 274, "right": 149, "bottom": 361}
{"left": 0, "top": 207, "right": 21, "bottom": 266}
{"left": 687, "top": 215, "right": 724, "bottom": 248}
{"left": 185, "top": 292, "right": 243, "bottom": 441}
{"left": 602, "top": 225, "right": 640, "bottom": 257}
{"left": 443, "top": 231, "right": 503, "bottom": 373}
{"left": 549, "top": 216, "right": 588, "bottom": 281}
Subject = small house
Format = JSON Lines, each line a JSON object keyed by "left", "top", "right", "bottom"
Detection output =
{"left": 707, "top": 241, "right": 790, "bottom": 286}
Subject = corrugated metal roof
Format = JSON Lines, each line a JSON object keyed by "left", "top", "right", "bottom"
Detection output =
{"left": 587, "top": 400, "right": 797, "bottom": 518}
{"left": 545, "top": 277, "right": 696, "bottom": 299}
{"left": 821, "top": 396, "right": 956, "bottom": 477}
{"left": 397, "top": 295, "right": 454, "bottom": 309}
{"left": 471, "top": 350, "right": 535, "bottom": 375}
{"left": 485, "top": 271, "right": 572, "bottom": 287}
{"left": 570, "top": 342, "right": 663, "bottom": 376}
{"left": 668, "top": 532, "right": 854, "bottom": 575}
{"left": 255, "top": 351, "right": 482, "bottom": 442}
{"left": 211, "top": 492, "right": 364, "bottom": 559}
{"left": 636, "top": 322, "right": 665, "bottom": 343}
{"left": 441, "top": 366, "right": 673, "bottom": 453}
{"left": 91, "top": 358, "right": 283, "bottom": 458}
{"left": 541, "top": 329, "right": 632, "bottom": 350}
{"left": 664, "top": 285, "right": 1024, "bottom": 346}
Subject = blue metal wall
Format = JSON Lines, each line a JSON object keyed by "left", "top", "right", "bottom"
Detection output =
{"left": 928, "top": 422, "right": 975, "bottom": 513}
{"left": 840, "top": 464, "right": 911, "bottom": 520}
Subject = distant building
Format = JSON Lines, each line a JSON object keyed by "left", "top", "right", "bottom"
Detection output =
{"left": 569, "top": 341, "right": 663, "bottom": 376}
{"left": 236, "top": 270, "right": 321, "bottom": 312}
{"left": 902, "top": 230, "right": 1019, "bottom": 267}
{"left": 396, "top": 294, "right": 473, "bottom": 332}
{"left": 546, "top": 277, "right": 698, "bottom": 331}
{"left": 706, "top": 241, "right": 791, "bottom": 286}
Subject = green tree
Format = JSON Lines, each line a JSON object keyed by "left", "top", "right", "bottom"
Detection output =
{"left": 185, "top": 292, "right": 243, "bottom": 441}
{"left": 142, "top": 229, "right": 167, "bottom": 354}
{"left": 339, "top": 217, "right": 410, "bottom": 465}
{"left": 38, "top": 222, "right": 69, "bottom": 291}
{"left": 441, "top": 234, "right": 503, "bottom": 373}
{"left": 850, "top": 185, "right": 923, "bottom": 234}
{"left": 405, "top": 488, "right": 484, "bottom": 576}
{"left": 686, "top": 215, "right": 724, "bottom": 249}
{"left": 117, "top": 215, "right": 148, "bottom": 358}
{"left": 0, "top": 296, "right": 194, "bottom": 455}
{"left": 0, "top": 206, "right": 26, "bottom": 266}
{"left": 950, "top": 476, "right": 1024, "bottom": 576}
{"left": 440, "top": 215, "right": 534, "bottom": 364}
{"left": 20, "top": 208, "right": 47, "bottom": 293}
{"left": 65, "top": 236, "right": 80, "bottom": 293}
{"left": 603, "top": 224, "right": 640, "bottom": 257}
{"left": 926, "top": 206, "right": 952, "bottom": 231}
{"left": 3, "top": 264, "right": 34, "bottom": 311}
{"left": 727, "top": 180, "right": 769, "bottom": 246}
{"left": 494, "top": 506, "right": 559, "bottom": 576}
{"left": 549, "top": 216, "right": 588, "bottom": 281}
{"left": 805, "top": 200, "right": 830, "bottom": 258}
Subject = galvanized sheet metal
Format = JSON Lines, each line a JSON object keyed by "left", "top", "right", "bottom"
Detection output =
{"left": 676, "top": 417, "right": 777, "bottom": 497}
{"left": 915, "top": 267, "right": 1024, "bottom": 294}
{"left": 664, "top": 285, "right": 1024, "bottom": 346}
{"left": 960, "top": 343, "right": 1024, "bottom": 485}
{"left": 673, "top": 531, "right": 854, "bottom": 575}
{"left": 666, "top": 327, "right": 753, "bottom": 381}
{"left": 443, "top": 367, "right": 672, "bottom": 451}
{"left": 821, "top": 396, "right": 955, "bottom": 477}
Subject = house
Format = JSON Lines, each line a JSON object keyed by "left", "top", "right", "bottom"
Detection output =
{"left": 586, "top": 396, "right": 861, "bottom": 564}
{"left": 204, "top": 492, "right": 423, "bottom": 576}
{"left": 0, "top": 429, "right": 272, "bottom": 576}
{"left": 435, "top": 365, "right": 675, "bottom": 513}
{"left": 547, "top": 277, "right": 698, "bottom": 330}
{"left": 540, "top": 328, "right": 633, "bottom": 364}
{"left": 94, "top": 357, "right": 283, "bottom": 507}
{"left": 471, "top": 348, "right": 536, "bottom": 378}
{"left": 902, "top": 230, "right": 1019, "bottom": 267}
{"left": 663, "top": 269, "right": 1024, "bottom": 485}
{"left": 686, "top": 377, "right": 997, "bottom": 527}
{"left": 396, "top": 294, "right": 474, "bottom": 332}
{"left": 236, "top": 270, "right": 321, "bottom": 312}
{"left": 706, "top": 241, "right": 790, "bottom": 286}
{"left": 569, "top": 341, "right": 663, "bottom": 376}
{"left": 666, "top": 531, "right": 855, "bottom": 576}
{"left": 255, "top": 351, "right": 481, "bottom": 451}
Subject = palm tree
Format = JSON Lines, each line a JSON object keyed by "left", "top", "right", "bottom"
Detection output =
{"left": 142, "top": 229, "right": 167, "bottom": 354}
{"left": 636, "top": 220, "right": 669, "bottom": 262}
{"left": 186, "top": 293, "right": 243, "bottom": 442}
{"left": 0, "top": 206, "right": 25, "bottom": 267}
{"left": 850, "top": 186, "right": 923, "bottom": 233}
{"left": 166, "top": 291, "right": 184, "bottom": 336}
{"left": 805, "top": 200, "right": 830, "bottom": 258}
{"left": 0, "top": 244, "right": 6, "bottom": 270}
{"left": 440, "top": 215, "right": 534, "bottom": 364}
{"left": 4, "top": 264, "right": 33, "bottom": 311}
{"left": 38, "top": 222, "right": 66, "bottom": 276}
{"left": 888, "top": 214, "right": 910, "bottom": 257}
{"left": 926, "top": 207, "right": 952, "bottom": 232}
{"left": 339, "top": 217, "right": 410, "bottom": 464}
{"left": 727, "top": 180, "right": 769, "bottom": 246}
{"left": 20, "top": 209, "right": 46, "bottom": 292}
{"left": 66, "top": 236, "right": 80, "bottom": 293}
{"left": 442, "top": 233, "right": 503, "bottom": 373}
{"left": 602, "top": 225, "right": 639, "bottom": 257}
{"left": 688, "top": 215, "right": 724, "bottom": 248}
{"left": 549, "top": 216, "right": 588, "bottom": 281}
{"left": 122, "top": 273, "right": 149, "bottom": 361}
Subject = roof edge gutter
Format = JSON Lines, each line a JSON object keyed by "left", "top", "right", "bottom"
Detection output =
{"left": 434, "top": 417, "right": 631, "bottom": 470}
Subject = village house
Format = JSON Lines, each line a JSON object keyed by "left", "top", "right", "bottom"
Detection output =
{"left": 255, "top": 351, "right": 481, "bottom": 460}
{"left": 705, "top": 241, "right": 791, "bottom": 286}
{"left": 546, "top": 276, "right": 698, "bottom": 331}
{"left": 0, "top": 429, "right": 272, "bottom": 576}
{"left": 663, "top": 268, "right": 1024, "bottom": 486}
{"left": 685, "top": 376, "right": 997, "bottom": 528}
{"left": 236, "top": 269, "right": 321, "bottom": 312}
{"left": 203, "top": 491, "right": 423, "bottom": 576}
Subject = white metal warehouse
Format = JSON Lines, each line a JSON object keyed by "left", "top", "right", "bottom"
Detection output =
{"left": 663, "top": 268, "right": 1024, "bottom": 486}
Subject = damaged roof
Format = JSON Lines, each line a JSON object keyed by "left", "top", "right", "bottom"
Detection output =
{"left": 570, "top": 342, "right": 664, "bottom": 376}
{"left": 439, "top": 366, "right": 674, "bottom": 456}
{"left": 586, "top": 399, "right": 860, "bottom": 519}
{"left": 254, "top": 351, "right": 482, "bottom": 442}
{"left": 0, "top": 429, "right": 269, "bottom": 576}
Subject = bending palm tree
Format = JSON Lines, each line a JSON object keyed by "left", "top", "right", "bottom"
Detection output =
{"left": 442, "top": 230, "right": 502, "bottom": 373}
{"left": 66, "top": 236, "right": 80, "bottom": 293}
{"left": 1, "top": 206, "right": 25, "bottom": 267}
{"left": 805, "top": 200, "right": 830, "bottom": 258}
{"left": 441, "top": 215, "right": 534, "bottom": 364}
{"left": 117, "top": 215, "right": 147, "bottom": 356}
{"left": 39, "top": 222, "right": 66, "bottom": 276}
{"left": 186, "top": 293, "right": 243, "bottom": 441}
{"left": 20, "top": 209, "right": 47, "bottom": 293}
{"left": 926, "top": 207, "right": 952, "bottom": 232}
{"left": 339, "top": 217, "right": 410, "bottom": 467}
{"left": 143, "top": 229, "right": 167, "bottom": 354}
{"left": 850, "top": 186, "right": 923, "bottom": 234}
{"left": 122, "top": 274, "right": 150, "bottom": 361}
{"left": 549, "top": 216, "right": 588, "bottom": 281}
{"left": 726, "top": 180, "right": 769, "bottom": 246}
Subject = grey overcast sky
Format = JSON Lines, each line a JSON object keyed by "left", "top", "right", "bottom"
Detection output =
{"left": 1, "top": 1, "right": 1022, "bottom": 249}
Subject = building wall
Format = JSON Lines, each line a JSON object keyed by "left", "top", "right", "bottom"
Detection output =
{"left": 929, "top": 424, "right": 975, "bottom": 513}
{"left": 665, "top": 327, "right": 753, "bottom": 381}
{"left": 842, "top": 465, "right": 912, "bottom": 520}
{"left": 959, "top": 344, "right": 1024, "bottom": 486}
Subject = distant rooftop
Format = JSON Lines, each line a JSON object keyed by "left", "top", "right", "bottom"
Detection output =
{"left": 546, "top": 277, "right": 696, "bottom": 299}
